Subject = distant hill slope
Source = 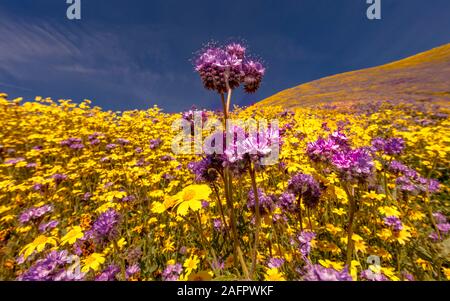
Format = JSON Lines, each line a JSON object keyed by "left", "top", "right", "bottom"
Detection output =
{"left": 257, "top": 44, "right": 450, "bottom": 109}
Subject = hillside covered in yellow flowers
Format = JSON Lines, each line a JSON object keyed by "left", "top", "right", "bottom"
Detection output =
{"left": 257, "top": 44, "right": 450, "bottom": 109}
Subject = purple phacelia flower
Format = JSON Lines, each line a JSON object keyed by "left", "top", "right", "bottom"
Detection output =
{"left": 298, "top": 231, "right": 316, "bottom": 257}
{"left": 51, "top": 173, "right": 68, "bottom": 184}
{"left": 288, "top": 173, "right": 321, "bottom": 209}
{"left": 306, "top": 138, "right": 339, "bottom": 163}
{"left": 106, "top": 144, "right": 117, "bottom": 150}
{"left": 371, "top": 137, "right": 405, "bottom": 155}
{"left": 360, "top": 269, "right": 389, "bottom": 281}
{"left": 247, "top": 188, "right": 274, "bottom": 215}
{"left": 302, "top": 263, "right": 352, "bottom": 281}
{"left": 39, "top": 220, "right": 59, "bottom": 233}
{"left": 162, "top": 263, "right": 183, "bottom": 281}
{"left": 91, "top": 209, "right": 120, "bottom": 243}
{"left": 116, "top": 138, "right": 130, "bottom": 145}
{"left": 149, "top": 138, "right": 162, "bottom": 150}
{"left": 383, "top": 216, "right": 403, "bottom": 232}
{"left": 126, "top": 264, "right": 141, "bottom": 279}
{"left": 19, "top": 204, "right": 54, "bottom": 224}
{"left": 278, "top": 192, "right": 297, "bottom": 213}
{"left": 95, "top": 265, "right": 120, "bottom": 281}
{"left": 437, "top": 223, "right": 450, "bottom": 234}
{"left": 433, "top": 212, "right": 447, "bottom": 224}
{"left": 332, "top": 148, "right": 374, "bottom": 182}
{"left": 267, "top": 257, "right": 285, "bottom": 269}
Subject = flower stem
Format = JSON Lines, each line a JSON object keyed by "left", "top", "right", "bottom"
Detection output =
{"left": 249, "top": 163, "right": 262, "bottom": 279}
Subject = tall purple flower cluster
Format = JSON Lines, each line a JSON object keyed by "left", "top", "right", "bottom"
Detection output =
{"left": 247, "top": 188, "right": 275, "bottom": 215}
{"left": 371, "top": 137, "right": 405, "bottom": 155}
{"left": 17, "top": 251, "right": 84, "bottom": 281}
{"left": 194, "top": 43, "right": 265, "bottom": 94}
{"left": 389, "top": 160, "right": 440, "bottom": 195}
{"left": 306, "top": 131, "right": 349, "bottom": 163}
{"left": 90, "top": 209, "right": 120, "bottom": 244}
{"left": 307, "top": 131, "right": 374, "bottom": 182}
{"left": 288, "top": 173, "right": 321, "bottom": 209}
{"left": 19, "top": 204, "right": 53, "bottom": 224}
{"left": 277, "top": 192, "right": 297, "bottom": 213}
{"left": 332, "top": 148, "right": 374, "bottom": 182}
{"left": 188, "top": 154, "right": 224, "bottom": 182}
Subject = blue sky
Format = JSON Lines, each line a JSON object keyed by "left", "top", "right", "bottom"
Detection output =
{"left": 0, "top": 0, "right": 449, "bottom": 112}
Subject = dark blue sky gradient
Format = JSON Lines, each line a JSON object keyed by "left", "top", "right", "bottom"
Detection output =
{"left": 0, "top": 0, "right": 449, "bottom": 112}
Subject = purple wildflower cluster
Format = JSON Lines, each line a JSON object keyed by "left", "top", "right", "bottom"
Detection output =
{"left": 19, "top": 204, "right": 53, "bottom": 224}
{"left": 126, "top": 264, "right": 141, "bottom": 279}
{"left": 88, "top": 132, "right": 103, "bottom": 145}
{"left": 429, "top": 212, "right": 450, "bottom": 241}
{"left": 90, "top": 209, "right": 121, "bottom": 244}
{"left": 17, "top": 251, "right": 84, "bottom": 281}
{"left": 360, "top": 269, "right": 388, "bottom": 281}
{"left": 277, "top": 192, "right": 297, "bottom": 213}
{"left": 188, "top": 126, "right": 280, "bottom": 180}
{"left": 288, "top": 173, "right": 322, "bottom": 209}
{"left": 246, "top": 188, "right": 275, "bottom": 215}
{"left": 195, "top": 43, "right": 265, "bottom": 94}
{"left": 371, "top": 137, "right": 405, "bottom": 155}
{"left": 39, "top": 220, "right": 59, "bottom": 233}
{"left": 307, "top": 131, "right": 374, "bottom": 182}
{"left": 332, "top": 148, "right": 374, "bottom": 182}
{"left": 188, "top": 154, "right": 224, "bottom": 182}
{"left": 389, "top": 161, "right": 440, "bottom": 195}
{"left": 383, "top": 216, "right": 403, "bottom": 232}
{"left": 162, "top": 263, "right": 183, "bottom": 281}
{"left": 61, "top": 138, "right": 84, "bottom": 150}
{"left": 306, "top": 131, "right": 350, "bottom": 163}
{"left": 297, "top": 231, "right": 316, "bottom": 257}
{"left": 96, "top": 265, "right": 120, "bottom": 281}
{"left": 149, "top": 138, "right": 163, "bottom": 150}
{"left": 4, "top": 157, "right": 25, "bottom": 165}
{"left": 302, "top": 263, "right": 352, "bottom": 281}
{"left": 116, "top": 138, "right": 130, "bottom": 146}
{"left": 51, "top": 173, "right": 68, "bottom": 184}
{"left": 267, "top": 257, "right": 285, "bottom": 269}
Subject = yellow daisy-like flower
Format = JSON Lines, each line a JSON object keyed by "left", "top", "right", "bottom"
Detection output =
{"left": 319, "top": 259, "right": 344, "bottom": 271}
{"left": 378, "top": 206, "right": 401, "bottom": 217}
{"left": 416, "top": 258, "right": 432, "bottom": 271}
{"left": 442, "top": 267, "right": 450, "bottom": 280}
{"left": 81, "top": 253, "right": 105, "bottom": 273}
{"left": 332, "top": 208, "right": 346, "bottom": 216}
{"left": 363, "top": 191, "right": 385, "bottom": 201}
{"left": 264, "top": 268, "right": 285, "bottom": 281}
{"left": 20, "top": 235, "right": 58, "bottom": 259}
{"left": 60, "top": 226, "right": 84, "bottom": 246}
{"left": 174, "top": 185, "right": 212, "bottom": 216}
{"left": 183, "top": 255, "right": 200, "bottom": 275}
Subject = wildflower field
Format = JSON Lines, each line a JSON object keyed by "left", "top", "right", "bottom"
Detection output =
{"left": 1, "top": 92, "right": 449, "bottom": 281}
{"left": 0, "top": 42, "right": 449, "bottom": 282}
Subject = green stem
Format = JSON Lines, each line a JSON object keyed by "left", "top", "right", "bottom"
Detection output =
{"left": 249, "top": 163, "right": 262, "bottom": 279}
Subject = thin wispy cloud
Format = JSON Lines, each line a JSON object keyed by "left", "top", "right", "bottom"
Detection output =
{"left": 0, "top": 12, "right": 184, "bottom": 111}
